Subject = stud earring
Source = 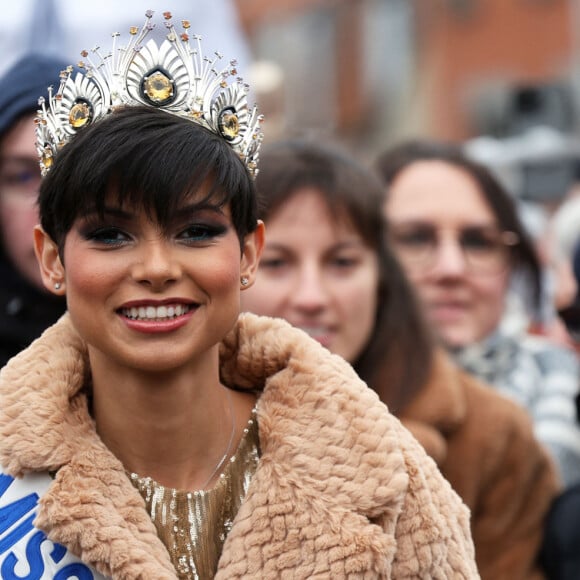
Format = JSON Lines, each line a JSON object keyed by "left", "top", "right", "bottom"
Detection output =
{"left": 241, "top": 276, "right": 249, "bottom": 287}
{"left": 54, "top": 282, "right": 62, "bottom": 290}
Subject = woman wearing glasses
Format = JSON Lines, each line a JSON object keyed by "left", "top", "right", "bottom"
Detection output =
{"left": 241, "top": 139, "right": 559, "bottom": 580}
{"left": 376, "top": 139, "right": 580, "bottom": 488}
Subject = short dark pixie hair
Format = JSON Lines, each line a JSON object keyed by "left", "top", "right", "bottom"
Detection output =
{"left": 38, "top": 105, "right": 258, "bottom": 250}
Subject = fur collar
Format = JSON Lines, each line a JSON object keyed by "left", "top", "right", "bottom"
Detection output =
{"left": 0, "top": 313, "right": 452, "bottom": 578}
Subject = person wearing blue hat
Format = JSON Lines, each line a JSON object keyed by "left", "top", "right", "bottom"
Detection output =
{"left": 0, "top": 53, "right": 68, "bottom": 367}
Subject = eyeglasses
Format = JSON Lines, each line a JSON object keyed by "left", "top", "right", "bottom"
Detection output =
{"left": 388, "top": 222, "right": 519, "bottom": 274}
{"left": 0, "top": 157, "right": 42, "bottom": 202}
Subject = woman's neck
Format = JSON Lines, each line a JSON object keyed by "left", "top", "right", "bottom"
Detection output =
{"left": 88, "top": 347, "right": 243, "bottom": 490}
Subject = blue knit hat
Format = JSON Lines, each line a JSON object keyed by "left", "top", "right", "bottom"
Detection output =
{"left": 0, "top": 53, "right": 71, "bottom": 138}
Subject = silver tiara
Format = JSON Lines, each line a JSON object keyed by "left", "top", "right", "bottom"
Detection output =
{"left": 35, "top": 10, "right": 264, "bottom": 177}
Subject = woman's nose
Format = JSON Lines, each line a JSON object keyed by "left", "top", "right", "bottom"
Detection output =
{"left": 292, "top": 264, "right": 329, "bottom": 311}
{"left": 131, "top": 240, "right": 181, "bottom": 289}
{"left": 430, "top": 237, "right": 468, "bottom": 277}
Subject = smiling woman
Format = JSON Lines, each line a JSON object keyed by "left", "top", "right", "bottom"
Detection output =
{"left": 0, "top": 10, "right": 479, "bottom": 580}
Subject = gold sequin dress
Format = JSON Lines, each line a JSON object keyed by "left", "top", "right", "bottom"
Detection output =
{"left": 128, "top": 409, "right": 259, "bottom": 579}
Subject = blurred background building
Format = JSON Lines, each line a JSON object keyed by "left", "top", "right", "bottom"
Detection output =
{"left": 235, "top": 0, "right": 580, "bottom": 203}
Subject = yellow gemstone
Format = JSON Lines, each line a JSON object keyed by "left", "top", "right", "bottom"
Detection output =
{"left": 69, "top": 102, "right": 91, "bottom": 128}
{"left": 130, "top": 26, "right": 138, "bottom": 35}
{"left": 143, "top": 71, "right": 173, "bottom": 103}
{"left": 219, "top": 111, "right": 239, "bottom": 139}
{"left": 42, "top": 148, "right": 53, "bottom": 169}
{"left": 182, "top": 20, "right": 191, "bottom": 29}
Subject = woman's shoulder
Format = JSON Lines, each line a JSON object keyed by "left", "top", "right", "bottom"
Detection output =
{"left": 401, "top": 349, "right": 548, "bottom": 467}
{"left": 0, "top": 469, "right": 106, "bottom": 579}
{"left": 403, "top": 348, "right": 537, "bottom": 434}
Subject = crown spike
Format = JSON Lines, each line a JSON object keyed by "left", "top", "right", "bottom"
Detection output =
{"left": 35, "top": 10, "right": 262, "bottom": 177}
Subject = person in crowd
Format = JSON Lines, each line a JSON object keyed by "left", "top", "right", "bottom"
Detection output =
{"left": 550, "top": 195, "right": 580, "bottom": 352}
{"left": 539, "top": 240, "right": 580, "bottom": 580}
{"left": 240, "top": 139, "right": 559, "bottom": 580}
{"left": 0, "top": 53, "right": 68, "bottom": 367}
{"left": 540, "top": 479, "right": 580, "bottom": 579}
{"left": 508, "top": 199, "right": 578, "bottom": 349}
{"left": 376, "top": 139, "right": 580, "bottom": 487}
{"left": 0, "top": 12, "right": 479, "bottom": 578}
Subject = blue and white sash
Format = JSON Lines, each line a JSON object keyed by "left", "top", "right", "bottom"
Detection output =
{"left": 0, "top": 472, "right": 104, "bottom": 579}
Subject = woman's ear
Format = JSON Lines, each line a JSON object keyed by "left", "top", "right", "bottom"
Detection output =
{"left": 240, "top": 220, "right": 265, "bottom": 289}
{"left": 33, "top": 225, "right": 66, "bottom": 295}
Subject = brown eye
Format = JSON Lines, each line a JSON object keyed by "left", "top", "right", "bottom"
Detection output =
{"left": 460, "top": 230, "right": 497, "bottom": 252}
{"left": 391, "top": 226, "right": 436, "bottom": 249}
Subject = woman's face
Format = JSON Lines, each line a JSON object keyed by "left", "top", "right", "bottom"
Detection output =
{"left": 241, "top": 188, "right": 379, "bottom": 364}
{"left": 35, "top": 190, "right": 263, "bottom": 373}
{"left": 0, "top": 114, "right": 44, "bottom": 288}
{"left": 384, "top": 160, "right": 512, "bottom": 348}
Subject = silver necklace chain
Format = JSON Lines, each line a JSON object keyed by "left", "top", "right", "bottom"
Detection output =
{"left": 200, "top": 387, "right": 236, "bottom": 489}
{"left": 126, "top": 387, "right": 236, "bottom": 491}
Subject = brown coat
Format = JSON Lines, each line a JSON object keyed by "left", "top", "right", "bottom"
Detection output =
{"left": 0, "top": 313, "right": 480, "bottom": 579}
{"left": 400, "top": 351, "right": 560, "bottom": 580}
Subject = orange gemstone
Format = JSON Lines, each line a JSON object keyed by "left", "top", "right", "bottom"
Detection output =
{"left": 163, "top": 11, "right": 172, "bottom": 19}
{"left": 182, "top": 20, "right": 191, "bottom": 29}
{"left": 180, "top": 33, "right": 189, "bottom": 42}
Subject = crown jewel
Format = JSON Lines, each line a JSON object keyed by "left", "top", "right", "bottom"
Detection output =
{"left": 35, "top": 10, "right": 264, "bottom": 177}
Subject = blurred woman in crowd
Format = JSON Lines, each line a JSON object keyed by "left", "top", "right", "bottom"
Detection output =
{"left": 241, "top": 139, "right": 559, "bottom": 580}
{"left": 376, "top": 139, "right": 580, "bottom": 487}
{"left": 0, "top": 54, "right": 68, "bottom": 366}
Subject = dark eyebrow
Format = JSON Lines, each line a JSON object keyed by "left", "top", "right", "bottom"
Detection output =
{"left": 85, "top": 201, "right": 226, "bottom": 221}
{"left": 172, "top": 201, "right": 227, "bottom": 219}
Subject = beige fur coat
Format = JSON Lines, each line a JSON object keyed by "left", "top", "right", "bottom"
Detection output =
{"left": 0, "top": 313, "right": 479, "bottom": 579}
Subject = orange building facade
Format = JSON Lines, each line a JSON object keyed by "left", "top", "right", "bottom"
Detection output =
{"left": 235, "top": 0, "right": 576, "bottom": 145}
